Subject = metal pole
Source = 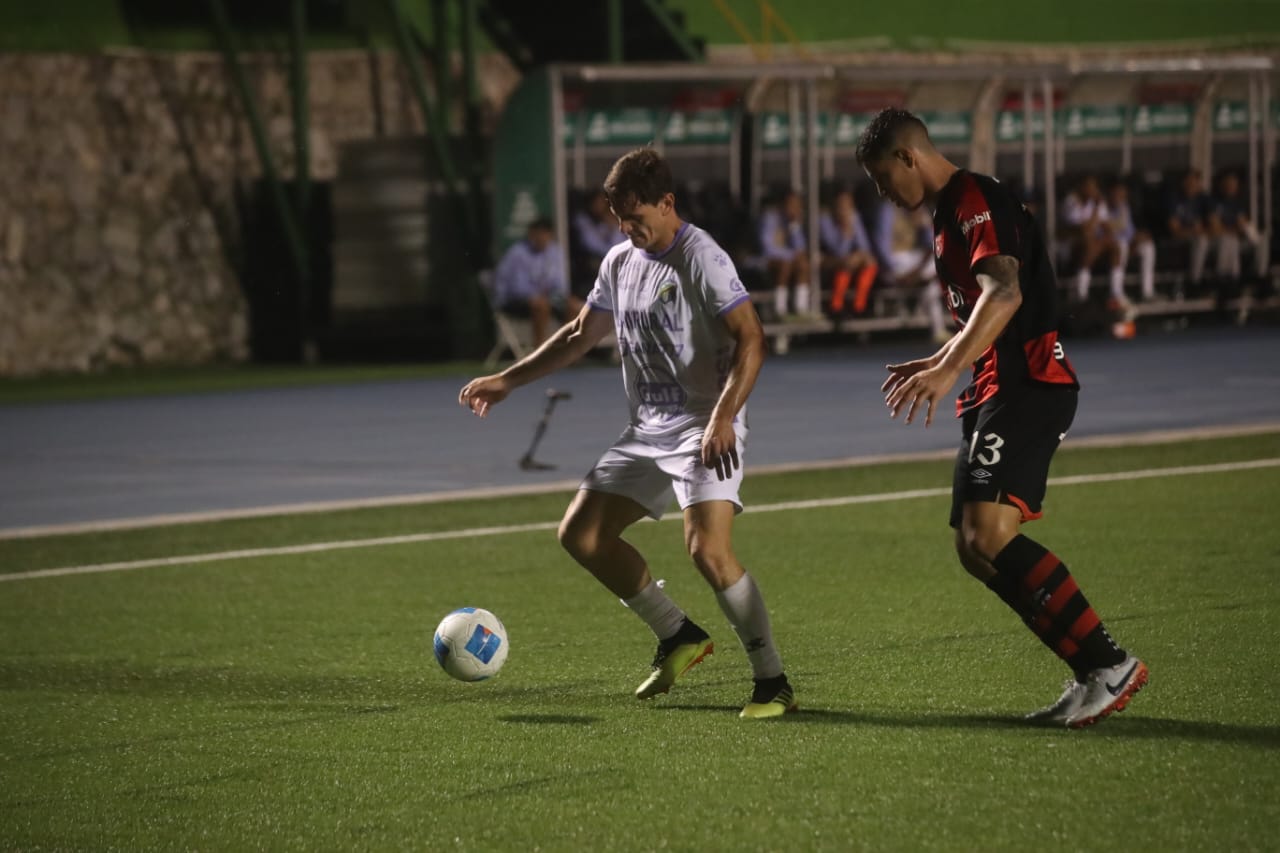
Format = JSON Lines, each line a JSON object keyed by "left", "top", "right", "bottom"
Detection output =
{"left": 608, "top": 0, "right": 623, "bottom": 64}
{"left": 806, "top": 79, "right": 820, "bottom": 316}
{"left": 385, "top": 0, "right": 474, "bottom": 241}
{"left": 459, "top": 0, "right": 485, "bottom": 257}
{"left": 573, "top": 113, "right": 586, "bottom": 188}
{"left": 751, "top": 111, "right": 763, "bottom": 216}
{"left": 289, "top": 0, "right": 313, "bottom": 360}
{"left": 1022, "top": 78, "right": 1034, "bottom": 191}
{"left": 208, "top": 0, "right": 309, "bottom": 289}
{"left": 1262, "top": 73, "right": 1273, "bottom": 237}
{"left": 433, "top": 0, "right": 450, "bottom": 125}
{"left": 1248, "top": 72, "right": 1260, "bottom": 228}
{"left": 788, "top": 80, "right": 801, "bottom": 191}
{"left": 1121, "top": 102, "right": 1133, "bottom": 175}
{"left": 728, "top": 110, "right": 741, "bottom": 201}
{"left": 639, "top": 0, "right": 702, "bottom": 62}
{"left": 550, "top": 67, "right": 570, "bottom": 289}
{"left": 1042, "top": 77, "right": 1057, "bottom": 256}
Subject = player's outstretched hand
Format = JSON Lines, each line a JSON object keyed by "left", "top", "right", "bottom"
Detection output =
{"left": 884, "top": 363, "right": 960, "bottom": 428}
{"left": 701, "top": 419, "right": 740, "bottom": 482}
{"left": 881, "top": 357, "right": 936, "bottom": 395}
{"left": 458, "top": 374, "right": 512, "bottom": 418}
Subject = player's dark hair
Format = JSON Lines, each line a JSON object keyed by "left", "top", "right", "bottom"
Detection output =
{"left": 855, "top": 107, "right": 930, "bottom": 165}
{"left": 603, "top": 147, "right": 674, "bottom": 210}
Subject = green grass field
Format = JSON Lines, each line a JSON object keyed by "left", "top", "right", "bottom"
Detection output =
{"left": 3, "top": 433, "right": 1279, "bottom": 851}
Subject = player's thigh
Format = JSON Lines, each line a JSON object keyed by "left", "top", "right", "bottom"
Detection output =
{"left": 951, "top": 389, "right": 1077, "bottom": 529}
{"left": 579, "top": 438, "right": 676, "bottom": 521}
{"left": 662, "top": 426, "right": 747, "bottom": 517}
{"left": 559, "top": 487, "right": 652, "bottom": 553}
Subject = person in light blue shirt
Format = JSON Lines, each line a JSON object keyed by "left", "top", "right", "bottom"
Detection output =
{"left": 494, "top": 217, "right": 583, "bottom": 345}
{"left": 758, "top": 189, "right": 812, "bottom": 317}
{"left": 573, "top": 189, "right": 627, "bottom": 259}
{"left": 572, "top": 189, "right": 628, "bottom": 297}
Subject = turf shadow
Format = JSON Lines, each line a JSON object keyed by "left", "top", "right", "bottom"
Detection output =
{"left": 656, "top": 705, "right": 1280, "bottom": 747}
{"left": 498, "top": 713, "right": 599, "bottom": 725}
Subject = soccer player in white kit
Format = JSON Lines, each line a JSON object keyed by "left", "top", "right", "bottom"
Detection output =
{"left": 459, "top": 148, "right": 795, "bottom": 718}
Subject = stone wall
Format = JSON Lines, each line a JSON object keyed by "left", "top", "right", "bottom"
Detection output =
{"left": 0, "top": 49, "right": 517, "bottom": 376}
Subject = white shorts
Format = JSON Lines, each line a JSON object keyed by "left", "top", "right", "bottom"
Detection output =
{"left": 580, "top": 423, "right": 748, "bottom": 520}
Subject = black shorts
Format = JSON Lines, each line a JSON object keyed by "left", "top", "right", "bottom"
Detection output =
{"left": 949, "top": 387, "right": 1078, "bottom": 529}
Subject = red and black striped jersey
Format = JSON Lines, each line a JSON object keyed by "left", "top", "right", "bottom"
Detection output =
{"left": 932, "top": 169, "right": 1079, "bottom": 416}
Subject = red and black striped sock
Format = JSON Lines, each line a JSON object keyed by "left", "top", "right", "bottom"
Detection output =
{"left": 989, "top": 534, "right": 1125, "bottom": 677}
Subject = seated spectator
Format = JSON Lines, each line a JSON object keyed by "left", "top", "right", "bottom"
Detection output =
{"left": 1209, "top": 171, "right": 1265, "bottom": 282}
{"left": 819, "top": 187, "right": 878, "bottom": 315}
{"left": 884, "top": 205, "right": 950, "bottom": 342}
{"left": 571, "top": 189, "right": 626, "bottom": 296}
{"left": 759, "top": 188, "right": 812, "bottom": 318}
{"left": 1106, "top": 182, "right": 1157, "bottom": 302}
{"left": 494, "top": 217, "right": 584, "bottom": 346}
{"left": 1167, "top": 168, "right": 1211, "bottom": 287}
{"left": 1061, "top": 174, "right": 1123, "bottom": 302}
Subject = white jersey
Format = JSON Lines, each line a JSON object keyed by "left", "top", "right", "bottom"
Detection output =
{"left": 587, "top": 222, "right": 752, "bottom": 438}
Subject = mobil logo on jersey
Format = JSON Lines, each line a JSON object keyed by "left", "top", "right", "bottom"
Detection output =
{"left": 960, "top": 210, "right": 991, "bottom": 235}
{"left": 634, "top": 364, "right": 687, "bottom": 414}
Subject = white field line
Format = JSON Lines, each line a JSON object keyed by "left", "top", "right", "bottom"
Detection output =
{"left": 2, "top": 421, "right": 1278, "bottom": 541}
{"left": 4, "top": 457, "right": 1278, "bottom": 584}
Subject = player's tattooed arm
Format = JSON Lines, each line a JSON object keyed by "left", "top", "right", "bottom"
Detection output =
{"left": 972, "top": 255, "right": 1022, "bottom": 303}
{"left": 935, "top": 254, "right": 1023, "bottom": 376}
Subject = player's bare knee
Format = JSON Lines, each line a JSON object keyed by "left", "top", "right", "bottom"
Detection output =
{"left": 960, "top": 521, "right": 1016, "bottom": 564}
{"left": 687, "top": 538, "right": 737, "bottom": 588}
{"left": 557, "top": 515, "right": 599, "bottom": 562}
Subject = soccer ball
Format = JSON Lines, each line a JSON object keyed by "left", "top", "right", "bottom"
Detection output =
{"left": 432, "top": 607, "right": 509, "bottom": 682}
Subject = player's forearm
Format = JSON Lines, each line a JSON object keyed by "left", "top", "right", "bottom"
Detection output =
{"left": 710, "top": 333, "right": 765, "bottom": 425}
{"left": 500, "top": 318, "right": 593, "bottom": 387}
{"left": 938, "top": 273, "right": 1021, "bottom": 375}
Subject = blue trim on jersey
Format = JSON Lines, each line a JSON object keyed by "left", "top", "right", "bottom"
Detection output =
{"left": 716, "top": 293, "right": 751, "bottom": 316}
{"left": 641, "top": 222, "right": 690, "bottom": 261}
{"left": 587, "top": 300, "right": 613, "bottom": 313}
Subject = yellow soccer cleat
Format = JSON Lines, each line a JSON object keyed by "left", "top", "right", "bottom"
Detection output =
{"left": 740, "top": 674, "right": 797, "bottom": 719}
{"left": 635, "top": 620, "right": 714, "bottom": 700}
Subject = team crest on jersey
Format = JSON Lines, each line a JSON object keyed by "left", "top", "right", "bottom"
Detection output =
{"left": 934, "top": 233, "right": 944, "bottom": 258}
{"left": 657, "top": 281, "right": 679, "bottom": 306}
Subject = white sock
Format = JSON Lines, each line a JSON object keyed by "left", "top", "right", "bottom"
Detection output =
{"left": 715, "top": 572, "right": 783, "bottom": 679}
{"left": 1138, "top": 242, "right": 1156, "bottom": 299}
{"left": 1074, "top": 268, "right": 1090, "bottom": 301}
{"left": 794, "top": 283, "right": 811, "bottom": 314}
{"left": 1109, "top": 266, "right": 1125, "bottom": 300}
{"left": 622, "top": 579, "right": 686, "bottom": 640}
{"left": 773, "top": 287, "right": 788, "bottom": 317}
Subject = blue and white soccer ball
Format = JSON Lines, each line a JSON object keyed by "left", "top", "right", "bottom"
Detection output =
{"left": 432, "top": 607, "right": 509, "bottom": 682}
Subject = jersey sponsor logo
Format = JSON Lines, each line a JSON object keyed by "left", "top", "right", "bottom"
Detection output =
{"left": 618, "top": 336, "right": 684, "bottom": 359}
{"left": 959, "top": 210, "right": 992, "bottom": 236}
{"left": 635, "top": 364, "right": 687, "bottom": 416}
{"left": 621, "top": 308, "right": 683, "bottom": 334}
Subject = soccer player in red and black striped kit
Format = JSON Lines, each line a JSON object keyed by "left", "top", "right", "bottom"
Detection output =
{"left": 857, "top": 108, "right": 1147, "bottom": 728}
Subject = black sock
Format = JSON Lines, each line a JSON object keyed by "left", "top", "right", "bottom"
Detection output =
{"left": 989, "top": 534, "right": 1125, "bottom": 674}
